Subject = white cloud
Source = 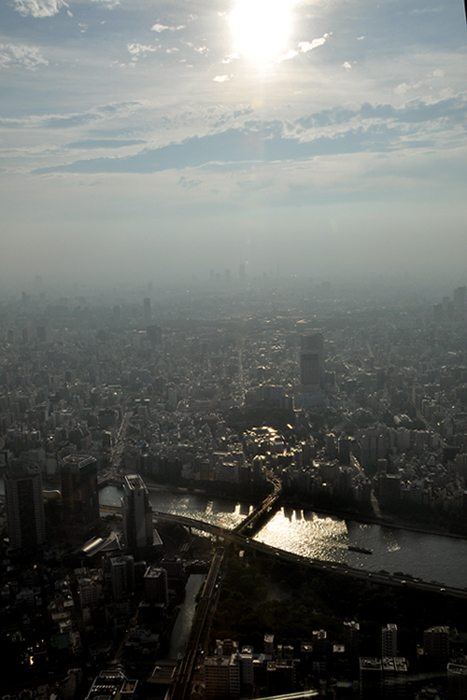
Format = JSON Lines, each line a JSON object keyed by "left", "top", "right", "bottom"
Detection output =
{"left": 151, "top": 23, "right": 185, "bottom": 33}
{"left": 343, "top": 61, "right": 352, "bottom": 70}
{"left": 127, "top": 43, "right": 157, "bottom": 56}
{"left": 222, "top": 53, "right": 239, "bottom": 64}
{"left": 151, "top": 23, "right": 169, "bottom": 33}
{"left": 278, "top": 49, "right": 298, "bottom": 63}
{"left": 213, "top": 75, "right": 229, "bottom": 82}
{"left": 394, "top": 70, "right": 446, "bottom": 96}
{"left": 12, "top": 0, "right": 68, "bottom": 18}
{"left": 89, "top": 0, "right": 120, "bottom": 7}
{"left": 0, "top": 43, "right": 48, "bottom": 71}
{"left": 298, "top": 36, "right": 327, "bottom": 53}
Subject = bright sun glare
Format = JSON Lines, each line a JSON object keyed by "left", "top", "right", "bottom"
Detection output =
{"left": 229, "top": 0, "right": 294, "bottom": 65}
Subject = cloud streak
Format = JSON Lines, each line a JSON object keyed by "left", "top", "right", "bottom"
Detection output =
{"left": 0, "top": 43, "right": 48, "bottom": 70}
{"left": 32, "top": 93, "right": 467, "bottom": 175}
{"left": 0, "top": 101, "right": 144, "bottom": 128}
{"left": 12, "top": 0, "right": 68, "bottom": 18}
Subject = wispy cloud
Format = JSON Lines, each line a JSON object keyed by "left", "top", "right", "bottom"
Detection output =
{"left": 222, "top": 53, "right": 239, "bottom": 65}
{"left": 127, "top": 43, "right": 158, "bottom": 56}
{"left": 0, "top": 101, "right": 143, "bottom": 128}
{"left": 12, "top": 0, "right": 68, "bottom": 18}
{"left": 151, "top": 23, "right": 185, "bottom": 33}
{"left": 278, "top": 49, "right": 298, "bottom": 63}
{"left": 178, "top": 175, "right": 201, "bottom": 189}
{"left": 67, "top": 138, "right": 146, "bottom": 149}
{"left": 89, "top": 0, "right": 120, "bottom": 7}
{"left": 298, "top": 35, "right": 328, "bottom": 53}
{"left": 32, "top": 93, "right": 467, "bottom": 176}
{"left": 0, "top": 43, "right": 48, "bottom": 71}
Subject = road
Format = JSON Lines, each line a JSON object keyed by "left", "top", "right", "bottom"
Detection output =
{"left": 167, "top": 549, "right": 224, "bottom": 700}
{"left": 100, "top": 503, "right": 467, "bottom": 600}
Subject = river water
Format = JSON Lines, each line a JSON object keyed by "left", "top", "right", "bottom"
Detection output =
{"left": 1, "top": 476, "right": 465, "bottom": 589}
{"left": 168, "top": 574, "right": 205, "bottom": 660}
{"left": 99, "top": 486, "right": 467, "bottom": 589}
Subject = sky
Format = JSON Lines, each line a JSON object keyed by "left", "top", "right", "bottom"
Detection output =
{"left": 1, "top": 0, "right": 466, "bottom": 290}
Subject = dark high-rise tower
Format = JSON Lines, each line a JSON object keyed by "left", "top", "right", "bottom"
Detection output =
{"left": 60, "top": 454, "right": 99, "bottom": 543}
{"left": 5, "top": 465, "right": 46, "bottom": 551}
{"left": 300, "top": 333, "right": 324, "bottom": 388}
{"left": 122, "top": 474, "right": 154, "bottom": 555}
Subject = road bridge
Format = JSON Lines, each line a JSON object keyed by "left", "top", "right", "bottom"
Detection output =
{"left": 99, "top": 503, "right": 467, "bottom": 599}
{"left": 234, "top": 477, "right": 282, "bottom": 537}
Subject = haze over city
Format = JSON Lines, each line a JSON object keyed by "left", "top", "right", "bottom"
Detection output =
{"left": 1, "top": 0, "right": 466, "bottom": 288}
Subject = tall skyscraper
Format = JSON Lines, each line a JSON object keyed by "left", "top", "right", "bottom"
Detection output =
{"left": 382, "top": 624, "right": 398, "bottom": 658}
{"left": 300, "top": 333, "right": 324, "bottom": 388}
{"left": 453, "top": 286, "right": 466, "bottom": 317}
{"left": 343, "top": 620, "right": 360, "bottom": 660}
{"left": 60, "top": 454, "right": 99, "bottom": 543}
{"left": 110, "top": 555, "right": 135, "bottom": 601}
{"left": 5, "top": 464, "right": 46, "bottom": 551}
{"left": 144, "top": 566, "right": 169, "bottom": 606}
{"left": 143, "top": 297, "right": 152, "bottom": 324}
{"left": 122, "top": 474, "right": 154, "bottom": 554}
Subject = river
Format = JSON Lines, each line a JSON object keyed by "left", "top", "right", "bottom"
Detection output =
{"left": 168, "top": 574, "right": 205, "bottom": 660}
{"left": 99, "top": 485, "right": 467, "bottom": 589}
{"left": 1, "top": 477, "right": 465, "bottom": 589}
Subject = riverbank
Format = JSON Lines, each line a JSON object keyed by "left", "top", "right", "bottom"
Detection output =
{"left": 280, "top": 496, "right": 467, "bottom": 541}
{"left": 127, "top": 476, "right": 467, "bottom": 542}
{"left": 142, "top": 479, "right": 467, "bottom": 542}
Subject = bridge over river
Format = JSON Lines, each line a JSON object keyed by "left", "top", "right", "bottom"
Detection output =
{"left": 101, "top": 482, "right": 467, "bottom": 700}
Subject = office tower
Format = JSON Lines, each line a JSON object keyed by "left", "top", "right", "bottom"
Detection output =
{"left": 5, "top": 464, "right": 46, "bottom": 551}
{"left": 264, "top": 633, "right": 274, "bottom": 656}
{"left": 359, "top": 658, "right": 382, "bottom": 700}
{"left": 60, "top": 454, "right": 99, "bottom": 543}
{"left": 447, "top": 662, "right": 467, "bottom": 700}
{"left": 146, "top": 324, "right": 162, "bottom": 344}
{"left": 239, "top": 646, "right": 254, "bottom": 688}
{"left": 453, "top": 286, "right": 466, "bottom": 317}
{"left": 382, "top": 624, "right": 398, "bottom": 658}
{"left": 382, "top": 657, "right": 408, "bottom": 700}
{"left": 144, "top": 566, "right": 169, "bottom": 606}
{"left": 110, "top": 555, "right": 135, "bottom": 600}
{"left": 143, "top": 297, "right": 151, "bottom": 324}
{"left": 204, "top": 652, "right": 240, "bottom": 700}
{"left": 312, "top": 629, "right": 327, "bottom": 656}
{"left": 423, "top": 626, "right": 450, "bottom": 661}
{"left": 300, "top": 333, "right": 324, "bottom": 388}
{"left": 343, "top": 620, "right": 360, "bottom": 660}
{"left": 122, "top": 474, "right": 154, "bottom": 554}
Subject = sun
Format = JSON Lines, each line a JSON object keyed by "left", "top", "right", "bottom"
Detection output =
{"left": 229, "top": 0, "right": 294, "bottom": 65}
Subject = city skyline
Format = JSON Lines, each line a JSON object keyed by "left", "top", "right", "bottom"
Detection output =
{"left": 1, "top": 0, "right": 466, "bottom": 288}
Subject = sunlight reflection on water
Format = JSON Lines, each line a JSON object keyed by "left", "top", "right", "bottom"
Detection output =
{"left": 99, "top": 488, "right": 467, "bottom": 588}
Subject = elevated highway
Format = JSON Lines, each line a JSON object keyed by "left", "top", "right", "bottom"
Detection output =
{"left": 100, "top": 503, "right": 467, "bottom": 599}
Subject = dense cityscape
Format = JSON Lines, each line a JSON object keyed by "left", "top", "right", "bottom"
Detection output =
{"left": 1, "top": 275, "right": 467, "bottom": 700}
